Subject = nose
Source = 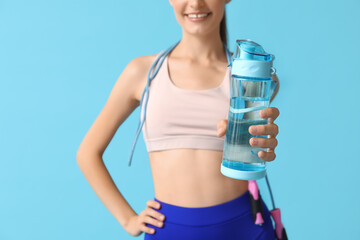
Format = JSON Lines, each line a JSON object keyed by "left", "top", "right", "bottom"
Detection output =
{"left": 189, "top": 0, "right": 205, "bottom": 9}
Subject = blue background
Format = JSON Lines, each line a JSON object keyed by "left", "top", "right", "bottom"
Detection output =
{"left": 1, "top": 0, "right": 359, "bottom": 239}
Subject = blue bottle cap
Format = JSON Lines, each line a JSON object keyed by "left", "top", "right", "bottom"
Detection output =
{"left": 233, "top": 39, "right": 274, "bottom": 62}
{"left": 231, "top": 40, "right": 275, "bottom": 79}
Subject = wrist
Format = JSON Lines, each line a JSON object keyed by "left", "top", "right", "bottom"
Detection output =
{"left": 121, "top": 212, "right": 137, "bottom": 228}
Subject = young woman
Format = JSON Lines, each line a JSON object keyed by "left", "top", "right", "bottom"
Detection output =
{"left": 77, "top": 0, "right": 280, "bottom": 239}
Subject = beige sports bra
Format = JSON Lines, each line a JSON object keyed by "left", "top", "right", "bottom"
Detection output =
{"left": 141, "top": 53, "right": 231, "bottom": 152}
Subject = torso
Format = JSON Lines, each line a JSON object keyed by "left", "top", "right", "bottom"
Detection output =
{"left": 133, "top": 52, "right": 248, "bottom": 208}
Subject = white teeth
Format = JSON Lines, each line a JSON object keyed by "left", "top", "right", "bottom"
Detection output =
{"left": 187, "top": 13, "right": 209, "bottom": 18}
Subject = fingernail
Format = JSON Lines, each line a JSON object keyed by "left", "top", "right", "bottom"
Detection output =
{"left": 251, "top": 138, "right": 257, "bottom": 145}
{"left": 160, "top": 215, "right": 165, "bottom": 220}
{"left": 250, "top": 126, "right": 257, "bottom": 134}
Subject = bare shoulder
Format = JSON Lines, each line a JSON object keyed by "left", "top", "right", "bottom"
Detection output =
{"left": 76, "top": 53, "right": 159, "bottom": 159}
{"left": 124, "top": 53, "right": 158, "bottom": 103}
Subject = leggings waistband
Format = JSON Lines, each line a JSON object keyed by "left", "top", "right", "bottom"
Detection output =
{"left": 154, "top": 191, "right": 255, "bottom": 226}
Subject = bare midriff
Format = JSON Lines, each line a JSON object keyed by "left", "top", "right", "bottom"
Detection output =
{"left": 148, "top": 149, "right": 248, "bottom": 208}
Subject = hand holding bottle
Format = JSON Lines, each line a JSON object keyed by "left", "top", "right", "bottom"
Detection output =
{"left": 217, "top": 106, "right": 280, "bottom": 162}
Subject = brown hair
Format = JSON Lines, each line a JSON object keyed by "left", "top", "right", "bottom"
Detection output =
{"left": 220, "top": 10, "right": 228, "bottom": 47}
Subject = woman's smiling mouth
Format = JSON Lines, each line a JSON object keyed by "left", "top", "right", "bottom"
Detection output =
{"left": 184, "top": 12, "right": 211, "bottom": 22}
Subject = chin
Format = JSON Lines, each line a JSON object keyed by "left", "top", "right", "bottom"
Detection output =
{"left": 184, "top": 27, "right": 216, "bottom": 38}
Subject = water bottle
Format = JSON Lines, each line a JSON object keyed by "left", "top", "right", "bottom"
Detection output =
{"left": 220, "top": 39, "right": 276, "bottom": 180}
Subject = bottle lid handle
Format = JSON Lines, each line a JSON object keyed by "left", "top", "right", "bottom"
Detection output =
{"left": 271, "top": 67, "right": 276, "bottom": 75}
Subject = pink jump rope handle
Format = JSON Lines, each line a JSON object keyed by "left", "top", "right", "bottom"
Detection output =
{"left": 248, "top": 180, "right": 264, "bottom": 226}
{"left": 270, "top": 208, "right": 288, "bottom": 240}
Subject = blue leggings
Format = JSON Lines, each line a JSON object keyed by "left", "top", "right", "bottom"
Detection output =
{"left": 144, "top": 191, "right": 276, "bottom": 240}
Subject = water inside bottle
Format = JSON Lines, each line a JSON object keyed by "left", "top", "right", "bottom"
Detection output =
{"left": 223, "top": 96, "right": 268, "bottom": 172}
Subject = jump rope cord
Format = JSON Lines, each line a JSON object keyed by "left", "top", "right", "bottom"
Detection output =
{"left": 128, "top": 41, "right": 180, "bottom": 166}
{"left": 127, "top": 41, "right": 277, "bottom": 213}
{"left": 265, "top": 174, "right": 276, "bottom": 210}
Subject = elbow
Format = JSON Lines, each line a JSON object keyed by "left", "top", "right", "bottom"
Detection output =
{"left": 76, "top": 145, "right": 90, "bottom": 164}
{"left": 76, "top": 149, "right": 82, "bottom": 162}
{"left": 76, "top": 146, "right": 103, "bottom": 165}
{"left": 76, "top": 147, "right": 85, "bottom": 165}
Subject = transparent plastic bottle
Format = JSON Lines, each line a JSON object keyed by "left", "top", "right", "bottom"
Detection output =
{"left": 221, "top": 40, "right": 276, "bottom": 180}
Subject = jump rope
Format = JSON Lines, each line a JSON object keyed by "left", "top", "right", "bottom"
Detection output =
{"left": 127, "top": 41, "right": 288, "bottom": 240}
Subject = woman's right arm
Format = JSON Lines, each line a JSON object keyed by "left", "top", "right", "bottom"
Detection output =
{"left": 76, "top": 56, "right": 164, "bottom": 236}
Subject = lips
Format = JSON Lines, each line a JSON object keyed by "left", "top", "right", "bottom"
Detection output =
{"left": 184, "top": 12, "right": 211, "bottom": 21}
{"left": 186, "top": 13, "right": 210, "bottom": 18}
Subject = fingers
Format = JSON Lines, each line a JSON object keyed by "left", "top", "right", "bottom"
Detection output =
{"left": 258, "top": 149, "right": 276, "bottom": 162}
{"left": 217, "top": 119, "right": 228, "bottom": 137}
{"left": 248, "top": 117, "right": 279, "bottom": 162}
{"left": 140, "top": 200, "right": 165, "bottom": 234}
{"left": 144, "top": 215, "right": 164, "bottom": 228}
{"left": 146, "top": 200, "right": 161, "bottom": 211}
{"left": 249, "top": 137, "right": 278, "bottom": 149}
{"left": 145, "top": 207, "right": 165, "bottom": 222}
{"left": 249, "top": 123, "right": 279, "bottom": 137}
{"left": 259, "top": 107, "right": 280, "bottom": 123}
{"left": 146, "top": 200, "right": 165, "bottom": 221}
{"left": 140, "top": 223, "right": 157, "bottom": 235}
